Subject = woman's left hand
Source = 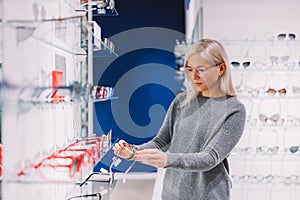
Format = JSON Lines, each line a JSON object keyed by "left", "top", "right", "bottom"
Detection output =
{"left": 134, "top": 149, "right": 167, "bottom": 168}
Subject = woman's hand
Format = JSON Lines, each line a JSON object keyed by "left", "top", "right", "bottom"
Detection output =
{"left": 134, "top": 149, "right": 167, "bottom": 168}
{"left": 113, "top": 140, "right": 135, "bottom": 159}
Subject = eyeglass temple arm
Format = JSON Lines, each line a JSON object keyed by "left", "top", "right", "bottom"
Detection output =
{"left": 78, "top": 172, "right": 112, "bottom": 187}
{"left": 67, "top": 192, "right": 102, "bottom": 200}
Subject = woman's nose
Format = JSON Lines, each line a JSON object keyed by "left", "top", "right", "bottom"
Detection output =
{"left": 191, "top": 69, "right": 201, "bottom": 80}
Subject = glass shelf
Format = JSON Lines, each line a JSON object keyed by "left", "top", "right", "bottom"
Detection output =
{"left": 16, "top": 96, "right": 118, "bottom": 105}
{"left": 81, "top": 24, "right": 118, "bottom": 57}
{"left": 76, "top": 137, "right": 119, "bottom": 187}
{"left": 230, "top": 184, "right": 299, "bottom": 189}
{"left": 8, "top": 135, "right": 116, "bottom": 185}
{"left": 231, "top": 68, "right": 300, "bottom": 72}
{"left": 1, "top": 81, "right": 117, "bottom": 111}
{"left": 237, "top": 95, "right": 300, "bottom": 100}
{"left": 88, "top": 36, "right": 117, "bottom": 57}
{"left": 230, "top": 152, "right": 300, "bottom": 157}
{"left": 244, "top": 124, "right": 300, "bottom": 128}
{"left": 91, "top": 96, "right": 118, "bottom": 103}
{"left": 5, "top": 17, "right": 87, "bottom": 56}
{"left": 93, "top": 47, "right": 118, "bottom": 57}
{"left": 221, "top": 39, "right": 300, "bottom": 46}
{"left": 64, "top": 0, "right": 89, "bottom": 13}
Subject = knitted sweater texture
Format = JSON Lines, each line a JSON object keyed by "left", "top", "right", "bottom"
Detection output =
{"left": 138, "top": 92, "right": 246, "bottom": 200}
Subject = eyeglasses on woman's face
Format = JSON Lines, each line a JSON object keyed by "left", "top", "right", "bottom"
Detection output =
{"left": 184, "top": 62, "right": 223, "bottom": 76}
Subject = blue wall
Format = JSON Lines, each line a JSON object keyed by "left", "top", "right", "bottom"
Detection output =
{"left": 93, "top": 0, "right": 185, "bottom": 172}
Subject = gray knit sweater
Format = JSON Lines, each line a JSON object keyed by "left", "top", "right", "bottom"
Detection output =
{"left": 137, "top": 92, "right": 246, "bottom": 200}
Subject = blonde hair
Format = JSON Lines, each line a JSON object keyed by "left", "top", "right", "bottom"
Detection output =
{"left": 182, "top": 38, "right": 236, "bottom": 106}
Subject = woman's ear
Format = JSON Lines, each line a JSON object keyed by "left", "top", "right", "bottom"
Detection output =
{"left": 218, "top": 63, "right": 226, "bottom": 75}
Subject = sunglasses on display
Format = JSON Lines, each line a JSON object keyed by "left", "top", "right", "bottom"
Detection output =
{"left": 277, "top": 33, "right": 296, "bottom": 40}
{"left": 244, "top": 87, "right": 266, "bottom": 97}
{"left": 258, "top": 113, "right": 283, "bottom": 125}
{"left": 232, "top": 174, "right": 300, "bottom": 184}
{"left": 284, "top": 146, "right": 300, "bottom": 154}
{"left": 292, "top": 86, "right": 300, "bottom": 96}
{"left": 256, "top": 146, "right": 279, "bottom": 155}
{"left": 280, "top": 175, "right": 300, "bottom": 185}
{"left": 251, "top": 175, "right": 275, "bottom": 183}
{"left": 231, "top": 174, "right": 251, "bottom": 183}
{"left": 230, "top": 61, "right": 251, "bottom": 68}
{"left": 232, "top": 147, "right": 255, "bottom": 154}
{"left": 268, "top": 55, "right": 295, "bottom": 68}
{"left": 270, "top": 55, "right": 290, "bottom": 63}
{"left": 266, "top": 88, "right": 287, "bottom": 96}
{"left": 286, "top": 115, "right": 300, "bottom": 126}
{"left": 231, "top": 175, "right": 274, "bottom": 183}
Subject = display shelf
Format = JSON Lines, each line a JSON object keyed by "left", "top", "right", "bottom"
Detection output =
{"left": 92, "top": 7, "right": 118, "bottom": 17}
{"left": 244, "top": 124, "right": 300, "bottom": 128}
{"left": 81, "top": 24, "right": 117, "bottom": 57}
{"left": 64, "top": 0, "right": 89, "bottom": 13}
{"left": 221, "top": 39, "right": 300, "bottom": 46}
{"left": 230, "top": 151, "right": 300, "bottom": 158}
{"left": 231, "top": 68, "right": 300, "bottom": 72}
{"left": 91, "top": 96, "right": 118, "bottom": 103}
{"left": 76, "top": 137, "right": 119, "bottom": 187}
{"left": 4, "top": 17, "right": 87, "bottom": 56}
{"left": 1, "top": 81, "right": 116, "bottom": 106}
{"left": 64, "top": 0, "right": 118, "bottom": 17}
{"left": 230, "top": 176, "right": 300, "bottom": 185}
{"left": 14, "top": 96, "right": 118, "bottom": 106}
{"left": 9, "top": 134, "right": 114, "bottom": 184}
{"left": 237, "top": 95, "right": 300, "bottom": 100}
{"left": 92, "top": 0, "right": 118, "bottom": 17}
{"left": 2, "top": 0, "right": 119, "bottom": 198}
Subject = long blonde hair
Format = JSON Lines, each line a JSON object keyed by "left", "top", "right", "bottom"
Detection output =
{"left": 182, "top": 38, "right": 236, "bottom": 106}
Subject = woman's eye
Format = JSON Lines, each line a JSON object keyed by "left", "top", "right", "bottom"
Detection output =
{"left": 185, "top": 67, "right": 193, "bottom": 71}
{"left": 197, "top": 67, "right": 206, "bottom": 72}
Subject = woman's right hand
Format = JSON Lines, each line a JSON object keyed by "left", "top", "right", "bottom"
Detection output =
{"left": 113, "top": 139, "right": 135, "bottom": 159}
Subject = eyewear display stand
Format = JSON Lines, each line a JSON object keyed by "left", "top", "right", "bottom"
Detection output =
{"left": 223, "top": 18, "right": 300, "bottom": 200}
{"left": 2, "top": 0, "right": 118, "bottom": 199}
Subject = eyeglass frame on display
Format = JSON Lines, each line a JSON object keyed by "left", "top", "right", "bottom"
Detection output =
{"left": 256, "top": 145, "right": 280, "bottom": 155}
{"left": 17, "top": 135, "right": 112, "bottom": 179}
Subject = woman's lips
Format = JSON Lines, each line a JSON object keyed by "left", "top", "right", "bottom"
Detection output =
{"left": 194, "top": 82, "right": 203, "bottom": 86}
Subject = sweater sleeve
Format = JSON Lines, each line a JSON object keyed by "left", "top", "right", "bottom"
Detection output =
{"left": 135, "top": 95, "right": 180, "bottom": 151}
{"left": 166, "top": 103, "right": 246, "bottom": 172}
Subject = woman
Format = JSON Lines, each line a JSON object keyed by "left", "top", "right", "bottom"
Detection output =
{"left": 113, "top": 38, "right": 246, "bottom": 200}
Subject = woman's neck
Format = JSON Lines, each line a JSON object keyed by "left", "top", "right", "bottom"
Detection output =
{"left": 201, "top": 87, "right": 226, "bottom": 98}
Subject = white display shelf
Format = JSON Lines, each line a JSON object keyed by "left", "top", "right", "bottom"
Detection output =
{"left": 231, "top": 68, "right": 300, "bottom": 72}
{"left": 222, "top": 39, "right": 300, "bottom": 46}
{"left": 237, "top": 95, "right": 300, "bottom": 100}
{"left": 4, "top": 17, "right": 87, "bottom": 56}
{"left": 81, "top": 24, "right": 118, "bottom": 57}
